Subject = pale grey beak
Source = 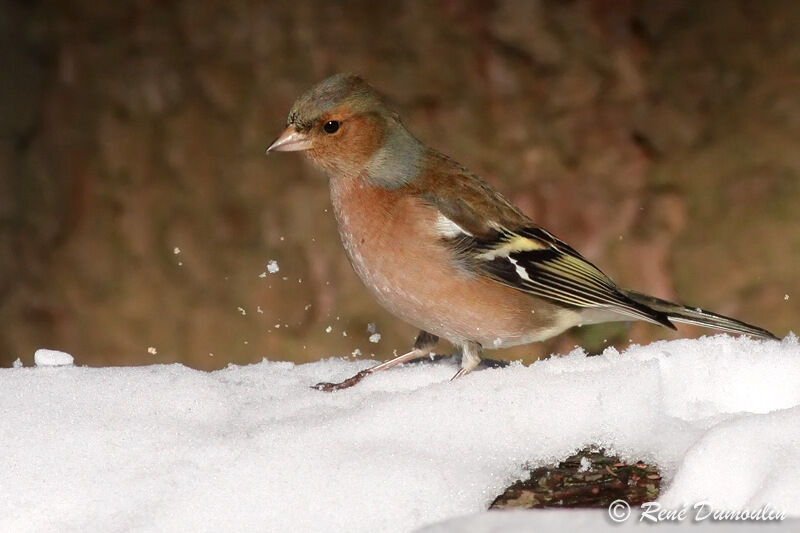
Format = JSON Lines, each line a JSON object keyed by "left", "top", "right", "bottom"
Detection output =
{"left": 266, "top": 126, "right": 312, "bottom": 153}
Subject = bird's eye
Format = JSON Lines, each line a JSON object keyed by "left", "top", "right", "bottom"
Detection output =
{"left": 323, "top": 120, "right": 340, "bottom": 134}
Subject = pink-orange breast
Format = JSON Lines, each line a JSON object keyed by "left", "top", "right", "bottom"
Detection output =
{"left": 329, "top": 176, "right": 580, "bottom": 348}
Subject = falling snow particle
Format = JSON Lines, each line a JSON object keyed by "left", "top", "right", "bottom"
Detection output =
{"left": 147, "top": 347, "right": 157, "bottom": 355}
{"left": 367, "top": 323, "right": 377, "bottom": 334}
{"left": 267, "top": 260, "right": 280, "bottom": 274}
{"left": 12, "top": 358, "right": 22, "bottom": 368}
{"left": 257, "top": 306, "right": 264, "bottom": 314}
{"left": 325, "top": 326, "right": 332, "bottom": 333}
{"left": 785, "top": 294, "right": 790, "bottom": 301}
{"left": 238, "top": 307, "right": 246, "bottom": 316}
{"left": 304, "top": 304, "right": 312, "bottom": 311}
{"left": 274, "top": 324, "right": 281, "bottom": 329}
{"left": 173, "top": 247, "right": 181, "bottom": 255}
{"left": 351, "top": 348, "right": 362, "bottom": 357}
{"left": 369, "top": 333, "right": 381, "bottom": 344}
{"left": 342, "top": 331, "right": 347, "bottom": 337}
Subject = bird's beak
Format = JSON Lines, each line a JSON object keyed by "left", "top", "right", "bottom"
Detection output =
{"left": 266, "top": 126, "right": 312, "bottom": 153}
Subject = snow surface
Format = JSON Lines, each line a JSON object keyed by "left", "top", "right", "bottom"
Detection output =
{"left": 2, "top": 335, "right": 800, "bottom": 532}
{"left": 419, "top": 509, "right": 797, "bottom": 531}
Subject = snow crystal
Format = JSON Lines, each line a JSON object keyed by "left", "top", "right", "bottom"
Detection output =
{"left": 147, "top": 346, "right": 157, "bottom": 355}
{"left": 369, "top": 333, "right": 381, "bottom": 343}
{"left": 267, "top": 260, "right": 280, "bottom": 274}
{"left": 33, "top": 349, "right": 74, "bottom": 367}
{"left": 325, "top": 326, "right": 332, "bottom": 333}
{"left": 173, "top": 247, "right": 181, "bottom": 255}
{"left": 2, "top": 335, "right": 799, "bottom": 533}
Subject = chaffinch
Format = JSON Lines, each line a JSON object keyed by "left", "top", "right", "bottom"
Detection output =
{"left": 268, "top": 73, "right": 777, "bottom": 391}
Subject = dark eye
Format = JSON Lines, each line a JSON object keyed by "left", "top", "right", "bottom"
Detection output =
{"left": 323, "top": 120, "right": 340, "bottom": 134}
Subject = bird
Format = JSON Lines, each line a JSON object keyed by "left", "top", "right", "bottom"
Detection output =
{"left": 267, "top": 73, "right": 777, "bottom": 391}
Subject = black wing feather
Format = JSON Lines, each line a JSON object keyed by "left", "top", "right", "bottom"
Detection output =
{"left": 451, "top": 227, "right": 675, "bottom": 328}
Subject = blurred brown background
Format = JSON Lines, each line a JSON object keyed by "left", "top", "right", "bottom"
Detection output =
{"left": 2, "top": 0, "right": 798, "bottom": 370}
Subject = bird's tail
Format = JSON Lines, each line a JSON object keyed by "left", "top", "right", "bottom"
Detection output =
{"left": 620, "top": 288, "right": 778, "bottom": 340}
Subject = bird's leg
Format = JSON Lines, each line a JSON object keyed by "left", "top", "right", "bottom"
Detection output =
{"left": 313, "top": 331, "right": 439, "bottom": 392}
{"left": 450, "top": 341, "right": 482, "bottom": 381}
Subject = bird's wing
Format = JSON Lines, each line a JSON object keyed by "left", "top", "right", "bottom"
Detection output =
{"left": 458, "top": 225, "right": 657, "bottom": 317}
{"left": 452, "top": 224, "right": 674, "bottom": 327}
{"left": 410, "top": 154, "right": 674, "bottom": 327}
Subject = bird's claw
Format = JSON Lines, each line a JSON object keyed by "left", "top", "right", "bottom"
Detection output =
{"left": 311, "top": 369, "right": 371, "bottom": 392}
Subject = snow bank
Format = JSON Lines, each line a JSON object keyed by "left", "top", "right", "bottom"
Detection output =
{"left": 2, "top": 335, "right": 799, "bottom": 532}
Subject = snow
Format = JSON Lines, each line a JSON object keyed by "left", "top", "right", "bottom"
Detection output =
{"left": 417, "top": 508, "right": 795, "bottom": 531}
{"left": 369, "top": 332, "right": 382, "bottom": 343}
{"left": 32, "top": 348, "right": 74, "bottom": 367}
{"left": 2, "top": 335, "right": 800, "bottom": 532}
{"left": 266, "top": 259, "right": 279, "bottom": 274}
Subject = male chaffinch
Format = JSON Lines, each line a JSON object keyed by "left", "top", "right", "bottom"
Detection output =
{"left": 268, "top": 73, "right": 777, "bottom": 391}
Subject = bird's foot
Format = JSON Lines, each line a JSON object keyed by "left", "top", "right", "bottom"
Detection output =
{"left": 450, "top": 367, "right": 470, "bottom": 381}
{"left": 312, "top": 369, "right": 371, "bottom": 392}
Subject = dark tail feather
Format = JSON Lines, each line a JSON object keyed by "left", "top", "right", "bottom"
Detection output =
{"left": 620, "top": 289, "right": 778, "bottom": 340}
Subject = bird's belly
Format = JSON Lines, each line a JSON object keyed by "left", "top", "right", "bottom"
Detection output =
{"left": 331, "top": 181, "right": 579, "bottom": 348}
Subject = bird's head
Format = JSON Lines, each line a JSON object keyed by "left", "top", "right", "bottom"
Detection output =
{"left": 268, "top": 73, "right": 423, "bottom": 187}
